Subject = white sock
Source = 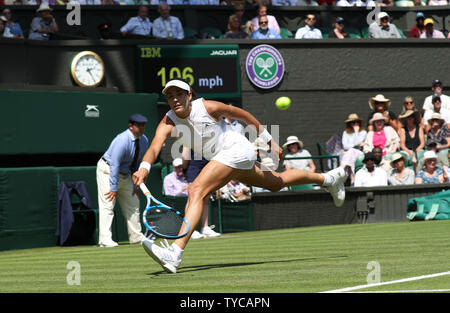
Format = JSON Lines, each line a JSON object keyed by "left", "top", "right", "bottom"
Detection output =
{"left": 171, "top": 243, "right": 184, "bottom": 258}
{"left": 322, "top": 173, "right": 334, "bottom": 186}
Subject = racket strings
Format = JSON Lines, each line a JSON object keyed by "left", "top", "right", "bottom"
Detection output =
{"left": 146, "top": 207, "right": 186, "bottom": 237}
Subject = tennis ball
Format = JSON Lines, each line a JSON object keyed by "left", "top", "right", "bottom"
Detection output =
{"left": 275, "top": 97, "right": 291, "bottom": 110}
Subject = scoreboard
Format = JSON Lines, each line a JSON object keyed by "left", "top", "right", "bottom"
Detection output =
{"left": 137, "top": 45, "right": 241, "bottom": 99}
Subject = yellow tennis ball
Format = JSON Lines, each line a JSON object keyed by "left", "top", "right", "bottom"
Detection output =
{"left": 276, "top": 96, "right": 291, "bottom": 110}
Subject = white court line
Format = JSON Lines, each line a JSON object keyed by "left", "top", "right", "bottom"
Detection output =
{"left": 321, "top": 271, "right": 450, "bottom": 293}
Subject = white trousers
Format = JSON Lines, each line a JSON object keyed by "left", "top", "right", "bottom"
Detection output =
{"left": 96, "top": 159, "right": 144, "bottom": 244}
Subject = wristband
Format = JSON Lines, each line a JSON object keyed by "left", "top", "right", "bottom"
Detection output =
{"left": 258, "top": 128, "right": 272, "bottom": 143}
{"left": 139, "top": 161, "right": 151, "bottom": 173}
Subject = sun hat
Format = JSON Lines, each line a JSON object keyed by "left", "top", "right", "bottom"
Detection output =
{"left": 369, "top": 94, "right": 391, "bottom": 111}
{"left": 0, "top": 15, "right": 7, "bottom": 22}
{"left": 282, "top": 135, "right": 304, "bottom": 150}
{"left": 398, "top": 109, "right": 421, "bottom": 124}
{"left": 172, "top": 158, "right": 183, "bottom": 167}
{"left": 422, "top": 150, "right": 438, "bottom": 162}
{"left": 424, "top": 18, "right": 434, "bottom": 26}
{"left": 427, "top": 112, "right": 445, "bottom": 126}
{"left": 162, "top": 80, "right": 190, "bottom": 95}
{"left": 36, "top": 3, "right": 53, "bottom": 13}
{"left": 369, "top": 112, "right": 389, "bottom": 125}
{"left": 345, "top": 113, "right": 363, "bottom": 124}
{"left": 378, "top": 12, "right": 389, "bottom": 20}
{"left": 390, "top": 152, "right": 406, "bottom": 168}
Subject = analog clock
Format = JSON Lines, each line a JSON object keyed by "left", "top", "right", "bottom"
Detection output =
{"left": 71, "top": 51, "right": 105, "bottom": 87}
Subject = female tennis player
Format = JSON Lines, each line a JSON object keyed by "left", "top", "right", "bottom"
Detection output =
{"left": 133, "top": 79, "right": 346, "bottom": 273}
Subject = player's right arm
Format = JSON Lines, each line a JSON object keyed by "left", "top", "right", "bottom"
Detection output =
{"left": 132, "top": 115, "right": 175, "bottom": 186}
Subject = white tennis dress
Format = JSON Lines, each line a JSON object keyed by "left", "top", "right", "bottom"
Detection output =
{"left": 166, "top": 98, "right": 256, "bottom": 170}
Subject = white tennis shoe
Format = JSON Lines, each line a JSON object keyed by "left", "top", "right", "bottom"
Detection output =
{"left": 324, "top": 167, "right": 347, "bottom": 207}
{"left": 142, "top": 239, "right": 182, "bottom": 274}
{"left": 201, "top": 225, "right": 221, "bottom": 238}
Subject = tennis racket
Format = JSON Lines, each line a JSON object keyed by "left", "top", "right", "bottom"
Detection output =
{"left": 140, "top": 183, "right": 190, "bottom": 239}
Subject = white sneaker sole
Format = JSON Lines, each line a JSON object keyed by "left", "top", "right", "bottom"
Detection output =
{"left": 142, "top": 240, "right": 178, "bottom": 274}
{"left": 327, "top": 167, "right": 346, "bottom": 207}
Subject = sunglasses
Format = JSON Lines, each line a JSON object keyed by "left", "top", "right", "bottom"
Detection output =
{"left": 259, "top": 21, "right": 268, "bottom": 25}
{"left": 381, "top": 17, "right": 389, "bottom": 21}
{"left": 404, "top": 101, "right": 414, "bottom": 104}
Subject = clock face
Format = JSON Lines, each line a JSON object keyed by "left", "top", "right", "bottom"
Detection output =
{"left": 71, "top": 51, "right": 105, "bottom": 87}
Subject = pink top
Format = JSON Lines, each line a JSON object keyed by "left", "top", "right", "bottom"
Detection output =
{"left": 373, "top": 130, "right": 387, "bottom": 156}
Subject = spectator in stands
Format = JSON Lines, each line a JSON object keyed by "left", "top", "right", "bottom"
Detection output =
{"left": 388, "top": 152, "right": 415, "bottom": 185}
{"left": 271, "top": 0, "right": 298, "bottom": 5}
{"left": 0, "top": 16, "right": 5, "bottom": 36}
{"left": 423, "top": 95, "right": 450, "bottom": 133}
{"left": 224, "top": 14, "right": 249, "bottom": 39}
{"left": 243, "top": 20, "right": 254, "bottom": 36}
{"left": 328, "top": 17, "right": 349, "bottom": 39}
{"left": 367, "top": 94, "right": 399, "bottom": 132}
{"left": 233, "top": 4, "right": 248, "bottom": 31}
{"left": 127, "top": 0, "right": 149, "bottom": 4}
{"left": 251, "top": 5, "right": 280, "bottom": 34}
{"left": 74, "top": 0, "right": 102, "bottom": 4}
{"left": 283, "top": 135, "right": 316, "bottom": 173}
{"left": 297, "top": 0, "right": 319, "bottom": 5}
{"left": 120, "top": 6, "right": 152, "bottom": 37}
{"left": 295, "top": 13, "right": 322, "bottom": 39}
{"left": 317, "top": 0, "right": 336, "bottom": 4}
{"left": 219, "top": 179, "right": 251, "bottom": 201}
{"left": 364, "top": 112, "right": 400, "bottom": 159}
{"left": 189, "top": 0, "right": 220, "bottom": 4}
{"left": 250, "top": 15, "right": 281, "bottom": 39}
{"left": 354, "top": 152, "right": 388, "bottom": 187}
{"left": 152, "top": 3, "right": 184, "bottom": 40}
{"left": 409, "top": 12, "right": 425, "bottom": 38}
{"left": 163, "top": 158, "right": 189, "bottom": 197}
{"left": 1, "top": 8, "right": 23, "bottom": 39}
{"left": 368, "top": 12, "right": 401, "bottom": 39}
{"left": 378, "top": 0, "right": 394, "bottom": 5}
{"left": 340, "top": 113, "right": 367, "bottom": 184}
{"left": 336, "top": 0, "right": 375, "bottom": 5}
{"left": 422, "top": 80, "right": 450, "bottom": 113}
{"left": 398, "top": 109, "right": 424, "bottom": 166}
{"left": 399, "top": 96, "right": 418, "bottom": 118}
{"left": 372, "top": 146, "right": 391, "bottom": 172}
{"left": 426, "top": 113, "right": 450, "bottom": 167}
{"left": 420, "top": 18, "right": 445, "bottom": 39}
{"left": 28, "top": 4, "right": 59, "bottom": 41}
{"left": 428, "top": 0, "right": 448, "bottom": 5}
{"left": 415, "top": 151, "right": 448, "bottom": 184}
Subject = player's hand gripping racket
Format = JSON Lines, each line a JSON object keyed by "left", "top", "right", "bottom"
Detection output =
{"left": 140, "top": 183, "right": 190, "bottom": 239}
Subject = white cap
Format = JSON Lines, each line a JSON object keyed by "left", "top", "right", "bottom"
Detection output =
{"left": 378, "top": 12, "right": 389, "bottom": 19}
{"left": 172, "top": 158, "right": 183, "bottom": 167}
{"left": 162, "top": 80, "right": 190, "bottom": 95}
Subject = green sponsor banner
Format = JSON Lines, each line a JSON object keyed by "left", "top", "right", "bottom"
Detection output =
{"left": 137, "top": 45, "right": 241, "bottom": 99}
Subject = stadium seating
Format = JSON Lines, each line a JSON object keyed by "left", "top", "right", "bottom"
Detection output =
{"left": 183, "top": 27, "right": 198, "bottom": 39}
{"left": 199, "top": 27, "right": 223, "bottom": 39}
{"left": 280, "top": 27, "right": 293, "bottom": 39}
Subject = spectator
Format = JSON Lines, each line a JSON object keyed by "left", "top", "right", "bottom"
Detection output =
{"left": 28, "top": 4, "right": 59, "bottom": 41}
{"left": 388, "top": 152, "right": 415, "bottom": 185}
{"left": 317, "top": 0, "right": 336, "bottom": 4}
{"left": 409, "top": 12, "right": 425, "bottom": 38}
{"left": 74, "top": 0, "right": 102, "bottom": 4}
{"left": 367, "top": 94, "right": 399, "bottom": 132}
{"left": 250, "top": 15, "right": 281, "bottom": 39}
{"left": 428, "top": 0, "right": 448, "bottom": 5}
{"left": 328, "top": 17, "right": 349, "bottom": 39}
{"left": 282, "top": 135, "right": 316, "bottom": 173}
{"left": 399, "top": 96, "right": 418, "bottom": 119}
{"left": 127, "top": 0, "right": 149, "bottom": 4}
{"left": 378, "top": 0, "right": 394, "bottom": 5}
{"left": 368, "top": 12, "right": 401, "bottom": 39}
{"left": 415, "top": 151, "right": 448, "bottom": 184}
{"left": 398, "top": 110, "right": 425, "bottom": 166}
{"left": 426, "top": 112, "right": 450, "bottom": 167}
{"left": 297, "top": 0, "right": 319, "bottom": 5}
{"left": 152, "top": 3, "right": 184, "bottom": 40}
{"left": 0, "top": 16, "right": 5, "bottom": 36}
{"left": 224, "top": 14, "right": 249, "bottom": 39}
{"left": 251, "top": 5, "right": 280, "bottom": 34}
{"left": 120, "top": 6, "right": 152, "bottom": 37}
{"left": 2, "top": 8, "right": 23, "bottom": 39}
{"left": 354, "top": 152, "right": 388, "bottom": 187}
{"left": 423, "top": 94, "right": 450, "bottom": 133}
{"left": 243, "top": 20, "right": 254, "bottom": 36}
{"left": 219, "top": 179, "right": 251, "bottom": 201}
{"left": 337, "top": 0, "right": 375, "bottom": 5}
{"left": 340, "top": 114, "right": 367, "bottom": 184}
{"left": 364, "top": 112, "right": 400, "bottom": 158}
{"left": 422, "top": 79, "right": 450, "bottom": 113}
{"left": 420, "top": 18, "right": 445, "bottom": 38}
{"left": 295, "top": 13, "right": 323, "bottom": 39}
{"left": 271, "top": 0, "right": 298, "bottom": 5}
{"left": 233, "top": 3, "right": 248, "bottom": 31}
{"left": 163, "top": 158, "right": 189, "bottom": 197}
{"left": 412, "top": 0, "right": 427, "bottom": 4}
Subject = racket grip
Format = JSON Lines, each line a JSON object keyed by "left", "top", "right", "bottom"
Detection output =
{"left": 139, "top": 183, "right": 150, "bottom": 195}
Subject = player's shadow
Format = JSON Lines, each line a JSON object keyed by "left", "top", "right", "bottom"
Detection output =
{"left": 146, "top": 255, "right": 347, "bottom": 276}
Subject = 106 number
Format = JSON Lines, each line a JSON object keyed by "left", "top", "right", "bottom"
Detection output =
{"left": 157, "top": 67, "right": 194, "bottom": 87}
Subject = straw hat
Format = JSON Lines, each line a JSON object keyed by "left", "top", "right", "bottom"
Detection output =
{"left": 282, "top": 135, "right": 304, "bottom": 150}
{"left": 369, "top": 94, "right": 391, "bottom": 111}
{"left": 390, "top": 152, "right": 406, "bottom": 168}
{"left": 418, "top": 150, "right": 438, "bottom": 169}
{"left": 399, "top": 109, "right": 421, "bottom": 124}
{"left": 427, "top": 112, "right": 445, "bottom": 126}
{"left": 369, "top": 112, "right": 389, "bottom": 125}
{"left": 36, "top": 3, "right": 53, "bottom": 13}
{"left": 345, "top": 113, "right": 363, "bottom": 124}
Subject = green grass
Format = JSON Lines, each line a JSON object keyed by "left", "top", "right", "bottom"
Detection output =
{"left": 0, "top": 221, "right": 449, "bottom": 293}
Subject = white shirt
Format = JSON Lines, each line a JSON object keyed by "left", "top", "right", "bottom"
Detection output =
{"left": 271, "top": 0, "right": 298, "bottom": 5}
{"left": 152, "top": 16, "right": 184, "bottom": 40}
{"left": 283, "top": 150, "right": 312, "bottom": 171}
{"left": 342, "top": 130, "right": 367, "bottom": 151}
{"left": 354, "top": 166, "right": 388, "bottom": 187}
{"left": 423, "top": 109, "right": 450, "bottom": 125}
{"left": 295, "top": 25, "right": 322, "bottom": 39}
{"left": 422, "top": 94, "right": 450, "bottom": 112}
